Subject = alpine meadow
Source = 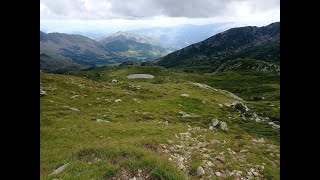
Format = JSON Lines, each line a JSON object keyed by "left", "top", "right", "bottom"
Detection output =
{"left": 40, "top": 0, "right": 280, "bottom": 179}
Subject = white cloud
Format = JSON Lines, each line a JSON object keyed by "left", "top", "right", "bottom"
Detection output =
{"left": 40, "top": 0, "right": 279, "bottom": 33}
{"left": 40, "top": 0, "right": 279, "bottom": 20}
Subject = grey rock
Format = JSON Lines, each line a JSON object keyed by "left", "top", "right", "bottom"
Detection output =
{"left": 178, "top": 164, "right": 186, "bottom": 170}
{"left": 96, "top": 119, "right": 111, "bottom": 123}
{"left": 252, "top": 171, "right": 260, "bottom": 177}
{"left": 50, "top": 163, "right": 69, "bottom": 175}
{"left": 40, "top": 89, "right": 47, "bottom": 96}
{"left": 180, "top": 94, "right": 189, "bottom": 97}
{"left": 197, "top": 166, "right": 205, "bottom": 176}
{"left": 219, "top": 121, "right": 228, "bottom": 131}
{"left": 234, "top": 102, "right": 249, "bottom": 112}
{"left": 63, "top": 106, "right": 80, "bottom": 111}
{"left": 210, "top": 118, "right": 220, "bottom": 127}
{"left": 252, "top": 138, "right": 265, "bottom": 143}
{"left": 215, "top": 171, "right": 221, "bottom": 177}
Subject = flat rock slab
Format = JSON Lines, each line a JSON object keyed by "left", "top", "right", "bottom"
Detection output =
{"left": 50, "top": 163, "right": 69, "bottom": 175}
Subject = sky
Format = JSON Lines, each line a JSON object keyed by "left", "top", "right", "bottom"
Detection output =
{"left": 40, "top": 0, "right": 280, "bottom": 35}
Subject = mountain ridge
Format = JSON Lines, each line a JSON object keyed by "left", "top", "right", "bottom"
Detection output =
{"left": 155, "top": 22, "right": 280, "bottom": 70}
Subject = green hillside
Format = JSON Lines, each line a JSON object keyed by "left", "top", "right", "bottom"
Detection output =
{"left": 40, "top": 66, "right": 279, "bottom": 180}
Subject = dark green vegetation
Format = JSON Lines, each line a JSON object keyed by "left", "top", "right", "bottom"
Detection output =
{"left": 41, "top": 65, "right": 279, "bottom": 179}
{"left": 40, "top": 31, "right": 171, "bottom": 73}
{"left": 155, "top": 22, "right": 280, "bottom": 71}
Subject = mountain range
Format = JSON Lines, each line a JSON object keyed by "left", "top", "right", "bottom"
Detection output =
{"left": 40, "top": 31, "right": 171, "bottom": 72}
{"left": 154, "top": 22, "right": 280, "bottom": 72}
{"left": 40, "top": 22, "right": 279, "bottom": 73}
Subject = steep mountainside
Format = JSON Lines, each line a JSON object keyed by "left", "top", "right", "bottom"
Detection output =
{"left": 40, "top": 31, "right": 120, "bottom": 71}
{"left": 155, "top": 22, "right": 280, "bottom": 70}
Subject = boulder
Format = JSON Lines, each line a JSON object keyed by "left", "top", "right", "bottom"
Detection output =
{"left": 234, "top": 102, "right": 249, "bottom": 113}
{"left": 219, "top": 121, "right": 228, "bottom": 131}
{"left": 209, "top": 118, "right": 220, "bottom": 127}
{"left": 197, "top": 166, "right": 205, "bottom": 176}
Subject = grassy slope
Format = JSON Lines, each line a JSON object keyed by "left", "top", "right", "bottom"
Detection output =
{"left": 40, "top": 66, "right": 279, "bottom": 179}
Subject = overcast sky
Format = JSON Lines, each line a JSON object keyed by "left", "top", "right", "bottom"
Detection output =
{"left": 40, "top": 0, "right": 280, "bottom": 34}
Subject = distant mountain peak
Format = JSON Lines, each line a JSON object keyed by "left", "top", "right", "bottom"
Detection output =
{"left": 99, "top": 31, "right": 162, "bottom": 47}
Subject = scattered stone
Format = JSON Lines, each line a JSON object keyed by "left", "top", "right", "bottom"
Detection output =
{"left": 216, "top": 156, "right": 225, "bottom": 163}
{"left": 197, "top": 166, "right": 205, "bottom": 176}
{"left": 252, "top": 171, "right": 260, "bottom": 177}
{"left": 138, "top": 169, "right": 142, "bottom": 173}
{"left": 49, "top": 163, "right": 69, "bottom": 175}
{"left": 203, "top": 160, "right": 214, "bottom": 167}
{"left": 209, "top": 118, "right": 220, "bottom": 127}
{"left": 178, "top": 111, "right": 193, "bottom": 118}
{"left": 211, "top": 140, "right": 220, "bottom": 144}
{"left": 219, "top": 104, "right": 223, "bottom": 107}
{"left": 219, "top": 121, "right": 228, "bottom": 131}
{"left": 129, "top": 177, "right": 136, "bottom": 180}
{"left": 268, "top": 121, "right": 280, "bottom": 129}
{"left": 203, "top": 154, "right": 210, "bottom": 158}
{"left": 70, "top": 95, "right": 81, "bottom": 99}
{"left": 240, "top": 149, "right": 248, "bottom": 153}
{"left": 180, "top": 94, "right": 189, "bottom": 97}
{"left": 115, "top": 99, "right": 122, "bottom": 103}
{"left": 178, "top": 164, "right": 185, "bottom": 171}
{"left": 64, "top": 106, "right": 80, "bottom": 112}
{"left": 96, "top": 119, "right": 111, "bottom": 123}
{"left": 268, "top": 122, "right": 275, "bottom": 125}
{"left": 40, "top": 89, "right": 47, "bottom": 96}
{"left": 180, "top": 132, "right": 191, "bottom": 137}
{"left": 111, "top": 79, "right": 118, "bottom": 83}
{"left": 129, "top": 85, "right": 142, "bottom": 89}
{"left": 252, "top": 138, "right": 265, "bottom": 143}
{"left": 215, "top": 172, "right": 221, "bottom": 177}
{"left": 234, "top": 102, "right": 250, "bottom": 112}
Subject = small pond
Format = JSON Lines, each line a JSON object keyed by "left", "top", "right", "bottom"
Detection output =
{"left": 127, "top": 74, "right": 155, "bottom": 79}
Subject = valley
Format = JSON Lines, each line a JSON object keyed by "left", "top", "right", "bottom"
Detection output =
{"left": 40, "top": 22, "right": 280, "bottom": 180}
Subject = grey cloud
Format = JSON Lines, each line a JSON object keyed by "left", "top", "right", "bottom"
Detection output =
{"left": 40, "top": 0, "right": 279, "bottom": 20}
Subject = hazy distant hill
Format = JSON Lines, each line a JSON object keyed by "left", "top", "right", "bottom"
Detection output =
{"left": 98, "top": 31, "right": 172, "bottom": 62}
{"left": 129, "top": 23, "right": 234, "bottom": 49}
